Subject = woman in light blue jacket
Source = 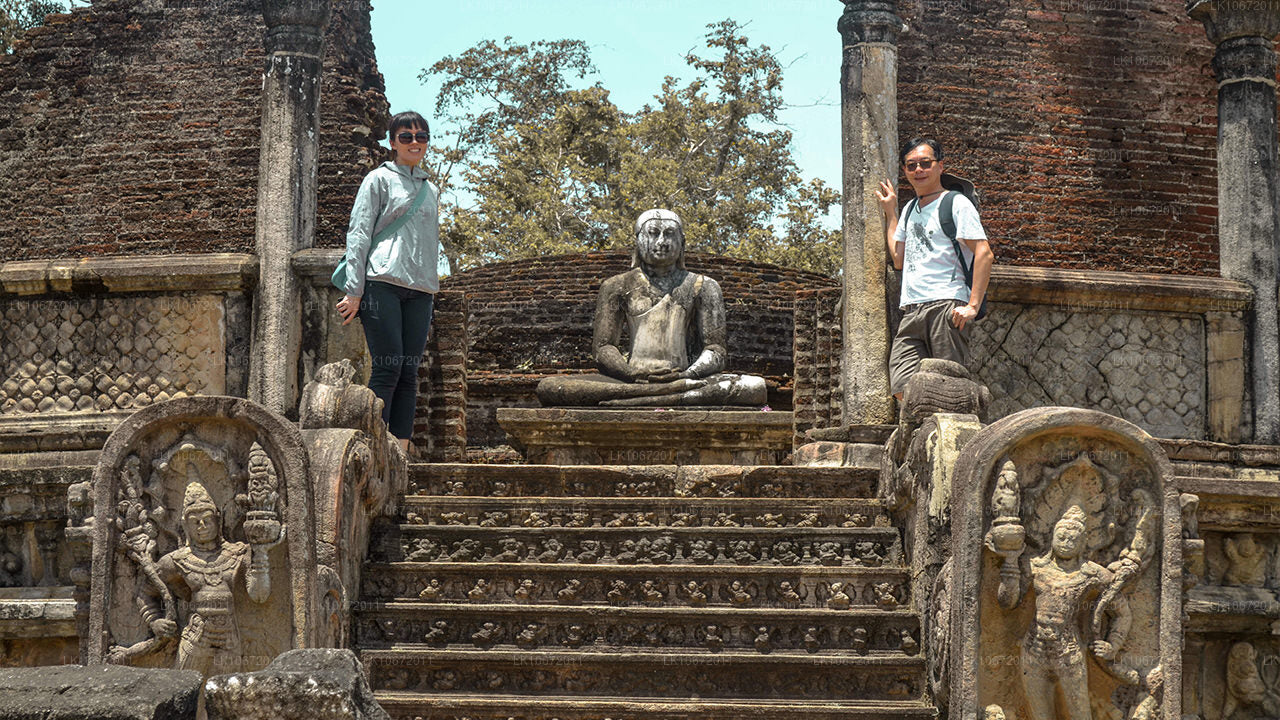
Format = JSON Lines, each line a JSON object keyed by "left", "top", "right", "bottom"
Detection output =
{"left": 335, "top": 111, "right": 440, "bottom": 452}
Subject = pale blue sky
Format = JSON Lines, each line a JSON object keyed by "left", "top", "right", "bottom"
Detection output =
{"left": 369, "top": 0, "right": 846, "bottom": 224}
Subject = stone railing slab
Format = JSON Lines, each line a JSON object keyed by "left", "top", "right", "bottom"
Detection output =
{"left": 496, "top": 408, "right": 792, "bottom": 465}
{"left": 0, "top": 253, "right": 257, "bottom": 295}
{"left": 0, "top": 587, "right": 76, "bottom": 639}
{"left": 986, "top": 265, "right": 1251, "bottom": 314}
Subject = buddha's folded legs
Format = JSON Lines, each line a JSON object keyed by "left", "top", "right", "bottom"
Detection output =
{"left": 537, "top": 373, "right": 766, "bottom": 407}
{"left": 536, "top": 374, "right": 705, "bottom": 406}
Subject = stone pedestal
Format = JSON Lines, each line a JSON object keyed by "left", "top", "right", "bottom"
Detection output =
{"left": 249, "top": 0, "right": 332, "bottom": 417}
{"left": 1188, "top": 0, "right": 1280, "bottom": 443}
{"left": 496, "top": 408, "right": 793, "bottom": 465}
{"left": 838, "top": 0, "right": 901, "bottom": 426}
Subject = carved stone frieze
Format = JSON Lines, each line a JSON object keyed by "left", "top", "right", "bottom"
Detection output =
{"left": 386, "top": 524, "right": 899, "bottom": 568}
{"left": 0, "top": 296, "right": 226, "bottom": 416}
{"left": 363, "top": 650, "right": 924, "bottom": 700}
{"left": 410, "top": 465, "right": 879, "bottom": 500}
{"left": 353, "top": 607, "right": 918, "bottom": 655}
{"left": 970, "top": 308, "right": 1206, "bottom": 439}
{"left": 359, "top": 566, "right": 909, "bottom": 610}
{"left": 401, "top": 498, "right": 885, "bottom": 531}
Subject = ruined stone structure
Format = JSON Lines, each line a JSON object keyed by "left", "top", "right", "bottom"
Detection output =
{"left": 1, "top": 0, "right": 1279, "bottom": 719}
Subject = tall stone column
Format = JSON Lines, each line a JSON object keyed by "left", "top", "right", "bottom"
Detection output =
{"left": 1189, "top": 0, "right": 1280, "bottom": 443}
{"left": 838, "top": 0, "right": 900, "bottom": 426}
{"left": 249, "top": 0, "right": 331, "bottom": 416}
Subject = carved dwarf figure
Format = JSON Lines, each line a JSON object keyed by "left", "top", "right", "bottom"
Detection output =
{"left": 536, "top": 208, "right": 766, "bottom": 407}
{"left": 1014, "top": 504, "right": 1130, "bottom": 720}
{"left": 1223, "top": 532, "right": 1266, "bottom": 587}
{"left": 140, "top": 482, "right": 281, "bottom": 676}
{"left": 1222, "top": 642, "right": 1267, "bottom": 719}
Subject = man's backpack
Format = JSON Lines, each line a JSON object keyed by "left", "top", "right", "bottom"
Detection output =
{"left": 904, "top": 172, "right": 987, "bottom": 320}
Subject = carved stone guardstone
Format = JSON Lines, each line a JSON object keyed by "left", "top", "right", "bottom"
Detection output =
{"left": 947, "top": 407, "right": 1184, "bottom": 720}
{"left": 86, "top": 396, "right": 319, "bottom": 676}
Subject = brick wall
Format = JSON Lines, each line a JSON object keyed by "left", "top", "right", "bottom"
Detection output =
{"left": 792, "top": 287, "right": 843, "bottom": 445}
{"left": 897, "top": 0, "right": 1219, "bottom": 274}
{"left": 415, "top": 290, "right": 467, "bottom": 462}
{"left": 0, "top": 0, "right": 385, "bottom": 260}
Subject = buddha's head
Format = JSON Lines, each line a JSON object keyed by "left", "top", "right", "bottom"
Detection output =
{"left": 633, "top": 208, "right": 685, "bottom": 270}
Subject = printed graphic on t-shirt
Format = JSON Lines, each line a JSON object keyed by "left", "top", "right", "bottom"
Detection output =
{"left": 904, "top": 220, "right": 934, "bottom": 277}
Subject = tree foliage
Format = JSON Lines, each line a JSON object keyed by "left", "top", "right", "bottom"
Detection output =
{"left": 422, "top": 20, "right": 841, "bottom": 276}
{"left": 0, "top": 0, "right": 78, "bottom": 54}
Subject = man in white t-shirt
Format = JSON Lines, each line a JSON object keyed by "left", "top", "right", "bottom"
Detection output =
{"left": 875, "top": 137, "right": 994, "bottom": 400}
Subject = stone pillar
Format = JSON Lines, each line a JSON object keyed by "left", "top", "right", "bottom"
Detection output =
{"left": 1189, "top": 0, "right": 1280, "bottom": 443}
{"left": 838, "top": 0, "right": 900, "bottom": 426}
{"left": 249, "top": 0, "right": 332, "bottom": 416}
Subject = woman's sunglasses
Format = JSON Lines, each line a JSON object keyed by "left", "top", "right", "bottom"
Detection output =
{"left": 396, "top": 131, "right": 430, "bottom": 144}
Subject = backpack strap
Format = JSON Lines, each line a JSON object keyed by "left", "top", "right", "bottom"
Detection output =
{"left": 939, "top": 190, "right": 975, "bottom": 286}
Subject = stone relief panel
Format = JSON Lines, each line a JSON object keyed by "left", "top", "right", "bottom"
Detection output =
{"left": 1187, "top": 639, "right": 1280, "bottom": 720}
{"left": 0, "top": 295, "right": 225, "bottom": 416}
{"left": 948, "top": 407, "right": 1184, "bottom": 720}
{"left": 0, "top": 470, "right": 74, "bottom": 588}
{"left": 971, "top": 307, "right": 1205, "bottom": 439}
{"left": 86, "top": 396, "right": 318, "bottom": 676}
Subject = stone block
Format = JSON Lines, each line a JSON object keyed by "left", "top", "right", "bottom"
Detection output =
{"left": 497, "top": 407, "right": 793, "bottom": 465}
{"left": 204, "top": 648, "right": 388, "bottom": 720}
{"left": 0, "top": 664, "right": 200, "bottom": 720}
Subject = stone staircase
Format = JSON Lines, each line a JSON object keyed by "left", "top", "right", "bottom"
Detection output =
{"left": 354, "top": 463, "right": 935, "bottom": 720}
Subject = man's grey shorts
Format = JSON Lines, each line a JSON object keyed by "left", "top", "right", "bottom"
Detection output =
{"left": 889, "top": 298, "right": 970, "bottom": 395}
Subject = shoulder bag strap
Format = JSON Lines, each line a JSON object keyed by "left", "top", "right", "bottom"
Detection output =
{"left": 370, "top": 177, "right": 432, "bottom": 249}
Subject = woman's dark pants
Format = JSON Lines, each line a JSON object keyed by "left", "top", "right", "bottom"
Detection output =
{"left": 359, "top": 280, "right": 434, "bottom": 439}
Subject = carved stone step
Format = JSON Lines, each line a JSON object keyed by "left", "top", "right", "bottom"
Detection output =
{"left": 400, "top": 496, "right": 891, "bottom": 530}
{"left": 382, "top": 526, "right": 903, "bottom": 567}
{"left": 361, "top": 563, "right": 910, "bottom": 609}
{"left": 361, "top": 649, "right": 926, "bottom": 702}
{"left": 354, "top": 602, "right": 920, "bottom": 655}
{"left": 374, "top": 693, "right": 938, "bottom": 720}
{"left": 409, "top": 463, "right": 878, "bottom": 498}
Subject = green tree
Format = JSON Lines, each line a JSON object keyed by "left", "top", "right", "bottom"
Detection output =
{"left": 423, "top": 20, "right": 841, "bottom": 276}
{"left": 0, "top": 0, "right": 75, "bottom": 54}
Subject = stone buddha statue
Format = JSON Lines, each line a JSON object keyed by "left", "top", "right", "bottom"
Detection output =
{"left": 536, "top": 209, "right": 767, "bottom": 407}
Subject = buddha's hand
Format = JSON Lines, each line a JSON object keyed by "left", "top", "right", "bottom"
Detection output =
{"left": 641, "top": 367, "right": 684, "bottom": 383}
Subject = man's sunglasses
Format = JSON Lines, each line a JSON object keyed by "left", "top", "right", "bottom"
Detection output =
{"left": 396, "top": 131, "right": 430, "bottom": 144}
{"left": 904, "top": 159, "right": 936, "bottom": 171}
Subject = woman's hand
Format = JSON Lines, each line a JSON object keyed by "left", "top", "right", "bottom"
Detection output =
{"left": 336, "top": 295, "right": 361, "bottom": 326}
